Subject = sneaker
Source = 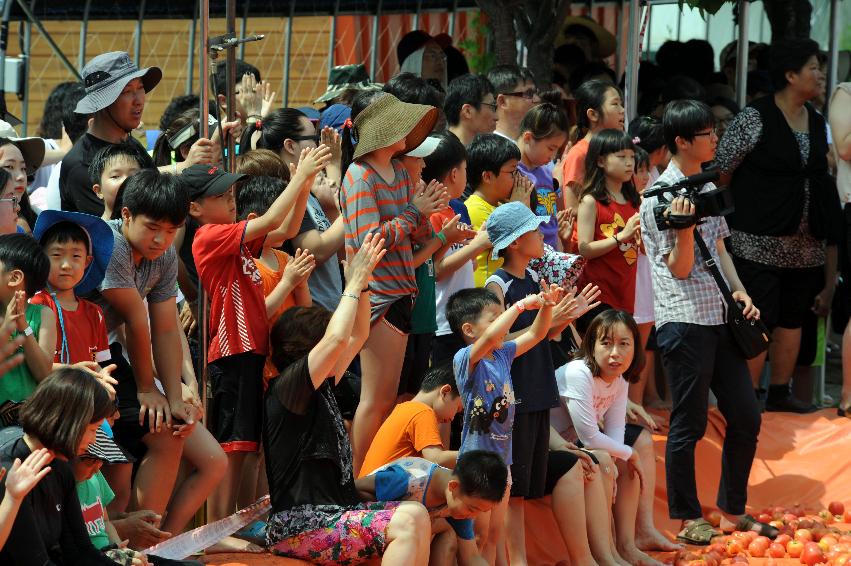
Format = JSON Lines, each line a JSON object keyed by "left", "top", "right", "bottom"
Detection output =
{"left": 765, "top": 394, "right": 818, "bottom": 414}
{"left": 233, "top": 520, "right": 267, "bottom": 545}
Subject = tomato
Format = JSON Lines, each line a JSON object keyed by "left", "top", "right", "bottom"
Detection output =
{"left": 731, "top": 554, "right": 750, "bottom": 564}
{"left": 785, "top": 514, "right": 801, "bottom": 523}
{"left": 829, "top": 502, "right": 845, "bottom": 517}
{"left": 706, "top": 510, "right": 722, "bottom": 528}
{"left": 797, "top": 529, "right": 815, "bottom": 542}
{"left": 758, "top": 513, "right": 773, "bottom": 524}
{"left": 800, "top": 542, "right": 824, "bottom": 566}
{"left": 727, "top": 540, "right": 745, "bottom": 556}
{"left": 769, "top": 543, "right": 787, "bottom": 558}
{"left": 748, "top": 540, "right": 766, "bottom": 557}
{"left": 776, "top": 534, "right": 793, "bottom": 547}
{"left": 789, "top": 541, "right": 806, "bottom": 558}
{"left": 821, "top": 536, "right": 839, "bottom": 547}
{"left": 843, "top": 511, "right": 851, "bottom": 524}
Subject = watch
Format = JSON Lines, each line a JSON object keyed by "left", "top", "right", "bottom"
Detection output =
{"left": 22, "top": 326, "right": 33, "bottom": 337}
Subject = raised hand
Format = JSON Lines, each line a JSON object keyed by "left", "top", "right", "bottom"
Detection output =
{"left": 620, "top": 212, "right": 641, "bottom": 241}
{"left": 258, "top": 81, "right": 277, "bottom": 117}
{"left": 412, "top": 179, "right": 449, "bottom": 216}
{"left": 343, "top": 233, "right": 387, "bottom": 291}
{"left": 440, "top": 214, "right": 476, "bottom": 245}
{"left": 2, "top": 448, "right": 52, "bottom": 501}
{"left": 557, "top": 208, "right": 575, "bottom": 242}
{"left": 283, "top": 248, "right": 316, "bottom": 288}
{"left": 571, "top": 283, "right": 602, "bottom": 319}
{"left": 509, "top": 171, "right": 535, "bottom": 208}
{"left": 295, "top": 145, "right": 333, "bottom": 179}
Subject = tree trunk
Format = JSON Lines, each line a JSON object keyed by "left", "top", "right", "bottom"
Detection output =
{"left": 476, "top": 0, "right": 518, "bottom": 66}
{"left": 762, "top": 0, "right": 812, "bottom": 41}
{"left": 516, "top": 0, "right": 571, "bottom": 87}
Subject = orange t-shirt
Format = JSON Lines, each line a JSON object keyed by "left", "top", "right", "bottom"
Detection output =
{"left": 358, "top": 400, "right": 444, "bottom": 478}
{"left": 255, "top": 249, "right": 296, "bottom": 382}
{"left": 561, "top": 138, "right": 590, "bottom": 204}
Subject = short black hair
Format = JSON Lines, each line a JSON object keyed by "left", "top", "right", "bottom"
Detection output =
{"left": 88, "top": 140, "right": 153, "bottom": 188}
{"left": 627, "top": 115, "right": 666, "bottom": 154}
{"left": 214, "top": 59, "right": 260, "bottom": 99}
{"left": 61, "top": 83, "right": 88, "bottom": 144}
{"left": 486, "top": 64, "right": 536, "bottom": 95}
{"left": 446, "top": 287, "right": 501, "bottom": 338}
{"left": 121, "top": 169, "right": 189, "bottom": 226}
{"left": 383, "top": 72, "right": 443, "bottom": 108}
{"left": 466, "top": 134, "right": 520, "bottom": 190}
{"left": 38, "top": 221, "right": 90, "bottom": 252}
{"left": 662, "top": 99, "right": 715, "bottom": 154}
{"left": 574, "top": 78, "right": 621, "bottom": 135}
{"left": 444, "top": 74, "right": 495, "bottom": 127}
{"left": 0, "top": 233, "right": 50, "bottom": 296}
{"left": 769, "top": 38, "right": 820, "bottom": 91}
{"left": 38, "top": 82, "right": 79, "bottom": 139}
{"left": 454, "top": 450, "right": 508, "bottom": 502}
{"left": 419, "top": 363, "right": 459, "bottom": 396}
{"left": 422, "top": 131, "right": 466, "bottom": 184}
{"left": 519, "top": 102, "right": 569, "bottom": 140}
{"left": 236, "top": 175, "right": 284, "bottom": 220}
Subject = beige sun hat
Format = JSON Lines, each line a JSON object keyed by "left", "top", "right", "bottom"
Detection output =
{"left": 352, "top": 93, "right": 438, "bottom": 161}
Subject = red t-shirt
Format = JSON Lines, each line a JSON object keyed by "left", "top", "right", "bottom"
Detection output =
{"left": 578, "top": 198, "right": 639, "bottom": 313}
{"left": 561, "top": 138, "right": 590, "bottom": 199}
{"left": 192, "top": 220, "right": 268, "bottom": 363}
{"left": 31, "top": 291, "right": 110, "bottom": 364}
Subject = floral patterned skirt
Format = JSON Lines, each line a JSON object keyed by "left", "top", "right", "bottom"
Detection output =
{"left": 266, "top": 501, "right": 401, "bottom": 565}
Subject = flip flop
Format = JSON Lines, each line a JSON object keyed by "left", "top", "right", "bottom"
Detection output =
{"left": 676, "top": 518, "right": 720, "bottom": 546}
{"left": 731, "top": 514, "right": 780, "bottom": 539}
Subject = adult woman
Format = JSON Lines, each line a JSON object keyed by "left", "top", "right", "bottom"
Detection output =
{"left": 0, "top": 136, "right": 45, "bottom": 232}
{"left": 0, "top": 367, "right": 116, "bottom": 564}
{"left": 716, "top": 38, "right": 841, "bottom": 413}
{"left": 264, "top": 234, "right": 431, "bottom": 565}
{"left": 830, "top": 81, "right": 851, "bottom": 415}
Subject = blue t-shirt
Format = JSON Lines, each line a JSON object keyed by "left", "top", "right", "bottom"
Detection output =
{"left": 486, "top": 268, "right": 559, "bottom": 414}
{"left": 454, "top": 341, "right": 517, "bottom": 464}
{"left": 518, "top": 161, "right": 560, "bottom": 248}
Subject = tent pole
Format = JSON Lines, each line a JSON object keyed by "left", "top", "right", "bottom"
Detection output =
{"left": 825, "top": 0, "right": 840, "bottom": 117}
{"left": 734, "top": 0, "right": 749, "bottom": 108}
{"left": 282, "top": 0, "right": 294, "bottom": 106}
{"left": 625, "top": 0, "right": 641, "bottom": 121}
{"left": 79, "top": 0, "right": 91, "bottom": 71}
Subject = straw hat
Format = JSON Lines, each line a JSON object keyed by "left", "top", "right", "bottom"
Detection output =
{"left": 557, "top": 16, "right": 616, "bottom": 60}
{"left": 352, "top": 93, "right": 437, "bottom": 161}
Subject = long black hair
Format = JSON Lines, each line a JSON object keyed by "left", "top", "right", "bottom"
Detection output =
{"left": 574, "top": 79, "right": 622, "bottom": 140}
{"left": 581, "top": 129, "right": 640, "bottom": 208}
{"left": 238, "top": 108, "right": 308, "bottom": 156}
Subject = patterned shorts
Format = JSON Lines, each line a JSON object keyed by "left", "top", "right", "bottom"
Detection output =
{"left": 267, "top": 501, "right": 401, "bottom": 565}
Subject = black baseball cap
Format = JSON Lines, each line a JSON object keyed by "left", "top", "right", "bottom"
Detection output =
{"left": 181, "top": 164, "right": 248, "bottom": 200}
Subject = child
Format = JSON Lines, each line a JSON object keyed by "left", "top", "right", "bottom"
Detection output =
{"left": 263, "top": 234, "right": 432, "bottom": 565}
{"left": 235, "top": 174, "right": 315, "bottom": 383}
{"left": 0, "top": 233, "right": 55, "bottom": 415}
{"left": 359, "top": 364, "right": 462, "bottom": 477}
{"left": 85, "top": 170, "right": 200, "bottom": 528}
{"left": 554, "top": 310, "right": 673, "bottom": 565}
{"left": 640, "top": 99, "right": 768, "bottom": 544}
{"left": 424, "top": 132, "right": 492, "bottom": 365}
{"left": 464, "top": 133, "right": 530, "bottom": 287}
{"left": 517, "top": 102, "right": 570, "bottom": 250}
{"left": 189, "top": 148, "right": 330, "bottom": 522}
{"left": 0, "top": 448, "right": 53, "bottom": 551}
{"left": 358, "top": 451, "right": 508, "bottom": 566}
{"left": 562, "top": 80, "right": 625, "bottom": 210}
{"left": 575, "top": 129, "right": 641, "bottom": 332}
{"left": 88, "top": 141, "right": 152, "bottom": 221}
{"left": 339, "top": 92, "right": 446, "bottom": 473}
{"left": 627, "top": 115, "right": 669, "bottom": 186}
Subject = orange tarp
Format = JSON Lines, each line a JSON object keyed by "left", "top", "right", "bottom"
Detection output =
{"left": 200, "top": 408, "right": 851, "bottom": 565}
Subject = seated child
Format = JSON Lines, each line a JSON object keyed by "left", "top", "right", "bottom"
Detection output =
{"left": 358, "top": 451, "right": 508, "bottom": 566}
{"left": 359, "top": 364, "right": 461, "bottom": 477}
{"left": 0, "top": 233, "right": 55, "bottom": 420}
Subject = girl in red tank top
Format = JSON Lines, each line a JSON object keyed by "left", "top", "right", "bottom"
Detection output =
{"left": 576, "top": 130, "right": 641, "bottom": 313}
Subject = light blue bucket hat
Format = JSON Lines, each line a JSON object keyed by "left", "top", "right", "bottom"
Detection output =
{"left": 486, "top": 201, "right": 550, "bottom": 260}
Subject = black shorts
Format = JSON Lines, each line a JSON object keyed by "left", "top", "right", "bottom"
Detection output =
{"left": 575, "top": 423, "right": 645, "bottom": 451}
{"left": 108, "top": 343, "right": 150, "bottom": 463}
{"left": 431, "top": 333, "right": 465, "bottom": 366}
{"left": 208, "top": 352, "right": 265, "bottom": 453}
{"left": 510, "top": 410, "right": 550, "bottom": 500}
{"left": 732, "top": 256, "right": 823, "bottom": 331}
{"left": 544, "top": 449, "right": 580, "bottom": 494}
{"left": 796, "top": 309, "right": 819, "bottom": 366}
{"left": 375, "top": 297, "right": 413, "bottom": 334}
{"left": 398, "top": 332, "right": 435, "bottom": 396}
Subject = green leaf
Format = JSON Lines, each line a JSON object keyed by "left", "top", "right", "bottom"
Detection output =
{"left": 678, "top": 0, "right": 736, "bottom": 17}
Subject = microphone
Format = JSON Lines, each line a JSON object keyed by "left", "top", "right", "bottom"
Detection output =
{"left": 643, "top": 169, "right": 720, "bottom": 198}
{"left": 209, "top": 34, "right": 266, "bottom": 51}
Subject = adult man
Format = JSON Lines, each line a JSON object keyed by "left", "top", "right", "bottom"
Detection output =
{"left": 487, "top": 65, "right": 540, "bottom": 142}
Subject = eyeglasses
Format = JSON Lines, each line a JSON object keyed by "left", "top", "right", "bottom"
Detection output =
{"left": 0, "top": 196, "right": 17, "bottom": 208}
{"left": 480, "top": 101, "right": 498, "bottom": 112}
{"left": 504, "top": 89, "right": 539, "bottom": 100}
{"left": 693, "top": 128, "right": 717, "bottom": 138}
{"left": 290, "top": 135, "right": 320, "bottom": 145}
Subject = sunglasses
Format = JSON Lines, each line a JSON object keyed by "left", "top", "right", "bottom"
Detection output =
{"left": 0, "top": 195, "right": 17, "bottom": 208}
{"left": 291, "top": 135, "right": 320, "bottom": 144}
{"left": 504, "top": 89, "right": 539, "bottom": 100}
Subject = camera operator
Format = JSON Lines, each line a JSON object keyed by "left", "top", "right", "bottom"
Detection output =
{"left": 640, "top": 100, "right": 774, "bottom": 545}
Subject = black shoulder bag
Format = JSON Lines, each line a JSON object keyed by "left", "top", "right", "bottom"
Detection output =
{"left": 692, "top": 227, "right": 770, "bottom": 359}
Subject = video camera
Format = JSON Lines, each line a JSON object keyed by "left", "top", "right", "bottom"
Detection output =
{"left": 643, "top": 169, "right": 733, "bottom": 230}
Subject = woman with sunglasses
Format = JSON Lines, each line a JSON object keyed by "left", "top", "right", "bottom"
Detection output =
{"left": 0, "top": 168, "right": 20, "bottom": 235}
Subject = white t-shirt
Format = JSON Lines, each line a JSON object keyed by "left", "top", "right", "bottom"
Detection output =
{"left": 434, "top": 242, "right": 475, "bottom": 336}
{"left": 550, "top": 359, "right": 632, "bottom": 460}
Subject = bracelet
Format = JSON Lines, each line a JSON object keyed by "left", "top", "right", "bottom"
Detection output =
{"left": 361, "top": 287, "right": 370, "bottom": 293}
{"left": 435, "top": 231, "right": 447, "bottom": 245}
{"left": 612, "top": 233, "right": 619, "bottom": 244}
{"left": 341, "top": 292, "right": 360, "bottom": 301}
{"left": 514, "top": 302, "right": 526, "bottom": 313}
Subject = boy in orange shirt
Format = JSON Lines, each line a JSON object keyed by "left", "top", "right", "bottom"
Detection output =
{"left": 359, "top": 363, "right": 461, "bottom": 477}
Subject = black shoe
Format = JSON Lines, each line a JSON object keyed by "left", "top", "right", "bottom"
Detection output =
{"left": 765, "top": 394, "right": 818, "bottom": 414}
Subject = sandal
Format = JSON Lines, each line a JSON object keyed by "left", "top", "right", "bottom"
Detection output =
{"left": 676, "top": 518, "right": 720, "bottom": 546}
{"left": 730, "top": 514, "right": 780, "bottom": 539}
{"left": 839, "top": 404, "right": 851, "bottom": 418}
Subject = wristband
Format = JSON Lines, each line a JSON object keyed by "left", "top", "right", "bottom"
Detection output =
{"left": 341, "top": 292, "right": 359, "bottom": 301}
{"left": 612, "top": 233, "right": 619, "bottom": 244}
{"left": 361, "top": 287, "right": 370, "bottom": 293}
{"left": 22, "top": 326, "right": 33, "bottom": 337}
{"left": 435, "top": 231, "right": 447, "bottom": 245}
{"left": 514, "top": 302, "right": 526, "bottom": 313}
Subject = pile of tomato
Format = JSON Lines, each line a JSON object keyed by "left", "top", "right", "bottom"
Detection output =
{"left": 672, "top": 501, "right": 851, "bottom": 566}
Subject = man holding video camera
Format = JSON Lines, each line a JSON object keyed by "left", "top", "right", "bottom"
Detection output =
{"left": 640, "top": 99, "right": 775, "bottom": 545}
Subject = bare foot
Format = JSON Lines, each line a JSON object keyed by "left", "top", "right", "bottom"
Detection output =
{"left": 635, "top": 528, "right": 683, "bottom": 552}
{"left": 618, "top": 544, "right": 666, "bottom": 566}
{"left": 205, "top": 536, "right": 264, "bottom": 553}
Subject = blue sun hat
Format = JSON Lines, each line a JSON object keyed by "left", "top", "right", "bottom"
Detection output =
{"left": 486, "top": 201, "right": 551, "bottom": 260}
{"left": 33, "top": 210, "right": 115, "bottom": 294}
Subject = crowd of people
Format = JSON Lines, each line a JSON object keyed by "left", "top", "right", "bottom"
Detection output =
{"left": 0, "top": 18, "right": 846, "bottom": 566}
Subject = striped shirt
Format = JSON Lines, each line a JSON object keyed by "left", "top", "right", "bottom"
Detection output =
{"left": 341, "top": 160, "right": 431, "bottom": 315}
{"left": 639, "top": 161, "right": 730, "bottom": 327}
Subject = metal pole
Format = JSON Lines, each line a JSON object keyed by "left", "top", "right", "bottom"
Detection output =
{"left": 328, "top": 0, "right": 339, "bottom": 76}
{"left": 239, "top": 0, "right": 249, "bottom": 60}
{"left": 134, "top": 0, "right": 146, "bottom": 67}
{"left": 79, "top": 0, "right": 91, "bottom": 71}
{"left": 282, "top": 0, "right": 294, "bottom": 106}
{"left": 20, "top": 0, "right": 32, "bottom": 135}
{"left": 413, "top": 0, "right": 422, "bottom": 30}
{"left": 625, "top": 0, "right": 641, "bottom": 122}
{"left": 225, "top": 0, "right": 236, "bottom": 170}
{"left": 825, "top": 0, "right": 840, "bottom": 117}
{"left": 615, "top": 2, "right": 624, "bottom": 76}
{"left": 187, "top": 0, "right": 197, "bottom": 94}
{"left": 197, "top": 0, "right": 209, "bottom": 425}
{"left": 735, "top": 0, "right": 749, "bottom": 108}
{"left": 448, "top": 0, "right": 457, "bottom": 38}
{"left": 13, "top": 0, "right": 81, "bottom": 80}
{"left": 0, "top": 1, "right": 12, "bottom": 110}
{"left": 370, "top": 0, "right": 383, "bottom": 81}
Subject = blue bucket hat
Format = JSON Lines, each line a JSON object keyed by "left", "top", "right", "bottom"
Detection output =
{"left": 486, "top": 201, "right": 551, "bottom": 260}
{"left": 33, "top": 210, "right": 115, "bottom": 295}
{"left": 319, "top": 104, "right": 352, "bottom": 134}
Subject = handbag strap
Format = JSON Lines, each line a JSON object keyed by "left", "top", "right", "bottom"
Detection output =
{"left": 691, "top": 226, "right": 736, "bottom": 308}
